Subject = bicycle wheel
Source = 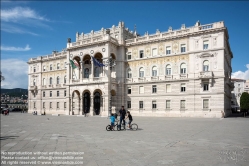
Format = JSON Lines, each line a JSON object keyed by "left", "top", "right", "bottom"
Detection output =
{"left": 106, "top": 125, "right": 111, "bottom": 131}
{"left": 131, "top": 124, "right": 138, "bottom": 131}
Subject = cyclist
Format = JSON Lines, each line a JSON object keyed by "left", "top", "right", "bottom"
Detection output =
{"left": 109, "top": 113, "right": 115, "bottom": 130}
{"left": 125, "top": 111, "right": 133, "bottom": 129}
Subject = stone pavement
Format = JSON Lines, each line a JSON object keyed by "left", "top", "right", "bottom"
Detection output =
{"left": 1, "top": 113, "right": 249, "bottom": 166}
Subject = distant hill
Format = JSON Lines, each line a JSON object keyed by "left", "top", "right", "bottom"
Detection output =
{"left": 1, "top": 88, "right": 28, "bottom": 97}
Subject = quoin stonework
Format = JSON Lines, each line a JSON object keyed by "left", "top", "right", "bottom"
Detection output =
{"left": 27, "top": 21, "right": 233, "bottom": 118}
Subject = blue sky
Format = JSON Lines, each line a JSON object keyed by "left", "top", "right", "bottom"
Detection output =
{"left": 1, "top": 1, "right": 249, "bottom": 89}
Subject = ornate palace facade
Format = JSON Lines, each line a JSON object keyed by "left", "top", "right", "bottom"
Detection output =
{"left": 28, "top": 21, "right": 233, "bottom": 118}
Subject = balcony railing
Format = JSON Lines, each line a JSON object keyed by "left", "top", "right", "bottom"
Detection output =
{"left": 138, "top": 77, "right": 146, "bottom": 82}
{"left": 29, "top": 86, "right": 37, "bottom": 91}
{"left": 151, "top": 76, "right": 159, "bottom": 81}
{"left": 199, "top": 71, "right": 213, "bottom": 78}
{"left": 126, "top": 78, "right": 133, "bottom": 83}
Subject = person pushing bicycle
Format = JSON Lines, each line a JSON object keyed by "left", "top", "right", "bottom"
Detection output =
{"left": 119, "top": 106, "right": 126, "bottom": 129}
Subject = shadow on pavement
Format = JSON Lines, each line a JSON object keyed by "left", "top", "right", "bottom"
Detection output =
{"left": 0, "top": 136, "right": 19, "bottom": 140}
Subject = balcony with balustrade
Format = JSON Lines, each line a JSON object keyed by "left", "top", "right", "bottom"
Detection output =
{"left": 198, "top": 71, "right": 213, "bottom": 79}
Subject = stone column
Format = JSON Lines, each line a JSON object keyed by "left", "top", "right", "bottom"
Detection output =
{"left": 78, "top": 97, "right": 81, "bottom": 115}
{"left": 90, "top": 95, "right": 94, "bottom": 116}
{"left": 91, "top": 60, "right": 94, "bottom": 81}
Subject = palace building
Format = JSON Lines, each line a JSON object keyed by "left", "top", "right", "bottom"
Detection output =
{"left": 27, "top": 21, "right": 233, "bottom": 118}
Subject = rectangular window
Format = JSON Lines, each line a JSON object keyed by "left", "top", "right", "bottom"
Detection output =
{"left": 34, "top": 93, "right": 36, "bottom": 98}
{"left": 43, "top": 66, "right": 46, "bottom": 71}
{"left": 43, "top": 102, "right": 45, "bottom": 108}
{"left": 34, "top": 67, "right": 36, "bottom": 72}
{"left": 203, "top": 40, "right": 208, "bottom": 50}
{"left": 50, "top": 65, "right": 52, "bottom": 71}
{"left": 180, "top": 100, "right": 185, "bottom": 109}
{"left": 127, "top": 52, "right": 131, "bottom": 60}
{"left": 203, "top": 99, "right": 209, "bottom": 109}
{"left": 65, "top": 62, "right": 67, "bottom": 68}
{"left": 127, "top": 101, "right": 131, "bottom": 108}
{"left": 57, "top": 102, "right": 59, "bottom": 108}
{"left": 181, "top": 44, "right": 186, "bottom": 53}
{"left": 238, "top": 88, "right": 241, "bottom": 92}
{"left": 57, "top": 91, "right": 59, "bottom": 97}
{"left": 64, "top": 90, "right": 66, "bottom": 97}
{"left": 139, "top": 101, "right": 143, "bottom": 109}
{"left": 181, "top": 83, "right": 186, "bottom": 92}
{"left": 238, "top": 84, "right": 240, "bottom": 87}
{"left": 166, "top": 84, "right": 171, "bottom": 93}
{"left": 203, "top": 83, "right": 209, "bottom": 91}
{"left": 50, "top": 91, "right": 52, "bottom": 97}
{"left": 152, "top": 101, "right": 157, "bottom": 109}
{"left": 166, "top": 46, "right": 171, "bottom": 55}
{"left": 34, "top": 102, "right": 36, "bottom": 108}
{"left": 166, "top": 100, "right": 170, "bottom": 109}
{"left": 64, "top": 102, "right": 66, "bottom": 108}
{"left": 50, "top": 102, "right": 52, "bottom": 108}
{"left": 43, "top": 92, "right": 45, "bottom": 97}
{"left": 152, "top": 48, "right": 157, "bottom": 56}
{"left": 152, "top": 85, "right": 157, "bottom": 93}
{"left": 139, "top": 86, "right": 144, "bottom": 94}
{"left": 127, "top": 87, "right": 131, "bottom": 94}
{"left": 139, "top": 50, "right": 144, "bottom": 58}
{"left": 139, "top": 71, "right": 144, "bottom": 77}
{"left": 57, "top": 63, "right": 60, "bottom": 69}
{"left": 203, "top": 65, "right": 209, "bottom": 71}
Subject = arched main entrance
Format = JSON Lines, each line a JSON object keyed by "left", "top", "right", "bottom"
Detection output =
{"left": 94, "top": 92, "right": 101, "bottom": 115}
{"left": 83, "top": 92, "right": 90, "bottom": 113}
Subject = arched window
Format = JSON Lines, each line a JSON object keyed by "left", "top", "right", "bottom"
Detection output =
{"left": 139, "top": 67, "right": 144, "bottom": 78}
{"left": 57, "top": 76, "right": 60, "bottom": 84}
{"left": 94, "top": 67, "right": 100, "bottom": 77}
{"left": 43, "top": 78, "right": 46, "bottom": 85}
{"left": 180, "top": 63, "right": 187, "bottom": 74}
{"left": 152, "top": 66, "right": 157, "bottom": 76}
{"left": 50, "top": 64, "right": 52, "bottom": 70}
{"left": 84, "top": 68, "right": 89, "bottom": 78}
{"left": 203, "top": 60, "right": 209, "bottom": 71}
{"left": 33, "top": 79, "right": 36, "bottom": 86}
{"left": 64, "top": 76, "right": 66, "bottom": 84}
{"left": 166, "top": 64, "right": 171, "bottom": 75}
{"left": 127, "top": 69, "right": 132, "bottom": 78}
{"left": 49, "top": 77, "right": 53, "bottom": 85}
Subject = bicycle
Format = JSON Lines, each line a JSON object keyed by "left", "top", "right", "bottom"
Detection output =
{"left": 106, "top": 119, "right": 126, "bottom": 131}
{"left": 126, "top": 122, "right": 138, "bottom": 131}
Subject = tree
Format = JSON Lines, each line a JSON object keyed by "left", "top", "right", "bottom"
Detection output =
{"left": 240, "top": 92, "right": 249, "bottom": 116}
{"left": 0, "top": 71, "right": 4, "bottom": 82}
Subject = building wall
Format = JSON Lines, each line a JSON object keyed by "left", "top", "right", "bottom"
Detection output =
{"left": 27, "top": 21, "right": 233, "bottom": 118}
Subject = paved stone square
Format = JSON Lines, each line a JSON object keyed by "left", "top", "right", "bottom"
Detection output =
{"left": 1, "top": 113, "right": 249, "bottom": 166}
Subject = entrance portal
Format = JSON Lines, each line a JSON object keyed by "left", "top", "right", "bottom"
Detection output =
{"left": 83, "top": 92, "right": 90, "bottom": 113}
{"left": 94, "top": 92, "right": 101, "bottom": 115}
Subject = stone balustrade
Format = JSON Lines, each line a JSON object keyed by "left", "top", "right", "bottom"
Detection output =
{"left": 125, "top": 21, "right": 224, "bottom": 45}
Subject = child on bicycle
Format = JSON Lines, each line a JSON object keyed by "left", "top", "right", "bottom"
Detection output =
{"left": 110, "top": 113, "right": 115, "bottom": 130}
{"left": 125, "top": 111, "right": 133, "bottom": 129}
